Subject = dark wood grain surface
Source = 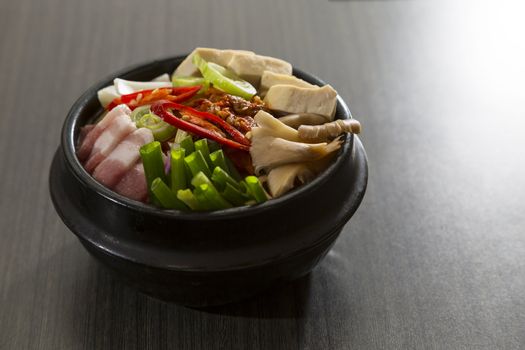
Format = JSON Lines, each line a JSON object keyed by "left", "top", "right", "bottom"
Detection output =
{"left": 1, "top": 0, "right": 524, "bottom": 349}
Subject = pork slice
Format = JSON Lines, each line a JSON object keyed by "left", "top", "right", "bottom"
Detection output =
{"left": 114, "top": 161, "right": 148, "bottom": 202}
{"left": 77, "top": 104, "right": 132, "bottom": 161}
{"left": 93, "top": 128, "right": 154, "bottom": 189}
{"left": 84, "top": 114, "right": 136, "bottom": 173}
{"left": 78, "top": 124, "right": 95, "bottom": 145}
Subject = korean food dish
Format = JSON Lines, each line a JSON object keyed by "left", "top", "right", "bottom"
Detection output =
{"left": 77, "top": 48, "right": 361, "bottom": 211}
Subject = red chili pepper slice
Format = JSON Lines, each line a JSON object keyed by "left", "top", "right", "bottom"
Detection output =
{"left": 106, "top": 86, "right": 201, "bottom": 111}
{"left": 151, "top": 101, "right": 250, "bottom": 151}
{"left": 166, "top": 86, "right": 201, "bottom": 103}
{"left": 166, "top": 102, "right": 251, "bottom": 146}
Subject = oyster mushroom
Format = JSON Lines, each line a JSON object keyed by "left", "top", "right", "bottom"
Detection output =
{"left": 266, "top": 163, "right": 315, "bottom": 197}
{"left": 250, "top": 110, "right": 301, "bottom": 142}
{"left": 265, "top": 156, "right": 336, "bottom": 198}
{"left": 250, "top": 137, "right": 342, "bottom": 175}
{"left": 250, "top": 111, "right": 342, "bottom": 175}
{"left": 278, "top": 113, "right": 327, "bottom": 129}
{"left": 298, "top": 119, "right": 362, "bottom": 142}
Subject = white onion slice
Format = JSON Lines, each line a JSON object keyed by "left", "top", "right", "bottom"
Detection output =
{"left": 97, "top": 85, "right": 120, "bottom": 108}
{"left": 114, "top": 78, "right": 172, "bottom": 95}
{"left": 151, "top": 73, "right": 170, "bottom": 82}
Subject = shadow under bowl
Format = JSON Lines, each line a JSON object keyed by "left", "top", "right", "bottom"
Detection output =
{"left": 49, "top": 55, "right": 368, "bottom": 306}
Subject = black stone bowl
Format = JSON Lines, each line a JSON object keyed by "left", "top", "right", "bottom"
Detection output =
{"left": 49, "top": 55, "right": 368, "bottom": 306}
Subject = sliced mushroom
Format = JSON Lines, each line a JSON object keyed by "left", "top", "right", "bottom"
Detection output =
{"left": 278, "top": 113, "right": 327, "bottom": 129}
{"left": 298, "top": 119, "right": 362, "bottom": 142}
{"left": 251, "top": 110, "right": 300, "bottom": 142}
{"left": 266, "top": 163, "right": 316, "bottom": 197}
{"left": 250, "top": 136, "right": 342, "bottom": 175}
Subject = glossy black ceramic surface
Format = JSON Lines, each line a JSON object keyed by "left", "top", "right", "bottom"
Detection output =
{"left": 49, "top": 56, "right": 368, "bottom": 306}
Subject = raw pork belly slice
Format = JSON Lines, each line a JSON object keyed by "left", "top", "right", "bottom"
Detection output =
{"left": 83, "top": 114, "right": 136, "bottom": 173}
{"left": 93, "top": 128, "right": 154, "bottom": 188}
{"left": 77, "top": 104, "right": 132, "bottom": 161}
{"left": 114, "top": 161, "right": 148, "bottom": 202}
{"left": 78, "top": 124, "right": 95, "bottom": 145}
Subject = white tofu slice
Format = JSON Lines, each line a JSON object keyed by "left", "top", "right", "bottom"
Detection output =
{"left": 263, "top": 84, "right": 338, "bottom": 120}
{"left": 259, "top": 71, "right": 314, "bottom": 96}
{"left": 227, "top": 54, "right": 292, "bottom": 86}
{"left": 173, "top": 47, "right": 255, "bottom": 77}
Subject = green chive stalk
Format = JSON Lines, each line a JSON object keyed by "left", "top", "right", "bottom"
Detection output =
{"left": 176, "top": 189, "right": 202, "bottom": 211}
{"left": 221, "top": 183, "right": 249, "bottom": 206}
{"left": 245, "top": 176, "right": 268, "bottom": 203}
{"left": 185, "top": 150, "right": 211, "bottom": 177}
{"left": 151, "top": 178, "right": 188, "bottom": 210}
{"left": 140, "top": 141, "right": 167, "bottom": 205}
{"left": 209, "top": 150, "right": 229, "bottom": 173}
{"left": 195, "top": 184, "right": 233, "bottom": 210}
{"left": 179, "top": 136, "right": 195, "bottom": 154}
{"left": 192, "top": 187, "right": 213, "bottom": 211}
{"left": 170, "top": 148, "right": 187, "bottom": 192}
{"left": 211, "top": 166, "right": 241, "bottom": 191}
{"left": 194, "top": 139, "right": 213, "bottom": 169}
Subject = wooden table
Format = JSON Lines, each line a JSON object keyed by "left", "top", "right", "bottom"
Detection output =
{"left": 1, "top": 0, "right": 524, "bottom": 349}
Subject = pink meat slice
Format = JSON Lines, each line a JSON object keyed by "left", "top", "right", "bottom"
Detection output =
{"left": 78, "top": 124, "right": 95, "bottom": 145}
{"left": 83, "top": 114, "right": 136, "bottom": 173}
{"left": 92, "top": 128, "right": 154, "bottom": 189}
{"left": 114, "top": 161, "right": 148, "bottom": 202}
{"left": 77, "top": 104, "right": 132, "bottom": 162}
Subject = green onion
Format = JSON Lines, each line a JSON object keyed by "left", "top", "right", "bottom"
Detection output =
{"left": 238, "top": 180, "right": 256, "bottom": 202}
{"left": 130, "top": 105, "right": 151, "bottom": 123}
{"left": 211, "top": 166, "right": 241, "bottom": 191}
{"left": 179, "top": 136, "right": 195, "bottom": 154}
{"left": 172, "top": 76, "right": 206, "bottom": 87}
{"left": 172, "top": 134, "right": 194, "bottom": 180}
{"left": 193, "top": 54, "right": 256, "bottom": 100}
{"left": 195, "top": 183, "right": 233, "bottom": 210}
{"left": 209, "top": 149, "right": 241, "bottom": 181}
{"left": 207, "top": 140, "right": 220, "bottom": 153}
{"left": 151, "top": 178, "right": 188, "bottom": 210}
{"left": 209, "top": 150, "right": 229, "bottom": 173}
{"left": 137, "top": 113, "right": 177, "bottom": 142}
{"left": 191, "top": 172, "right": 233, "bottom": 210}
{"left": 190, "top": 171, "right": 214, "bottom": 188}
{"left": 221, "top": 183, "right": 250, "bottom": 206}
{"left": 170, "top": 148, "right": 187, "bottom": 192}
{"left": 192, "top": 187, "right": 213, "bottom": 211}
{"left": 245, "top": 176, "right": 268, "bottom": 203}
{"left": 140, "top": 141, "right": 167, "bottom": 205}
{"left": 194, "top": 139, "right": 212, "bottom": 168}
{"left": 176, "top": 189, "right": 202, "bottom": 211}
{"left": 171, "top": 76, "right": 210, "bottom": 93}
{"left": 185, "top": 150, "right": 211, "bottom": 178}
{"left": 174, "top": 129, "right": 190, "bottom": 145}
